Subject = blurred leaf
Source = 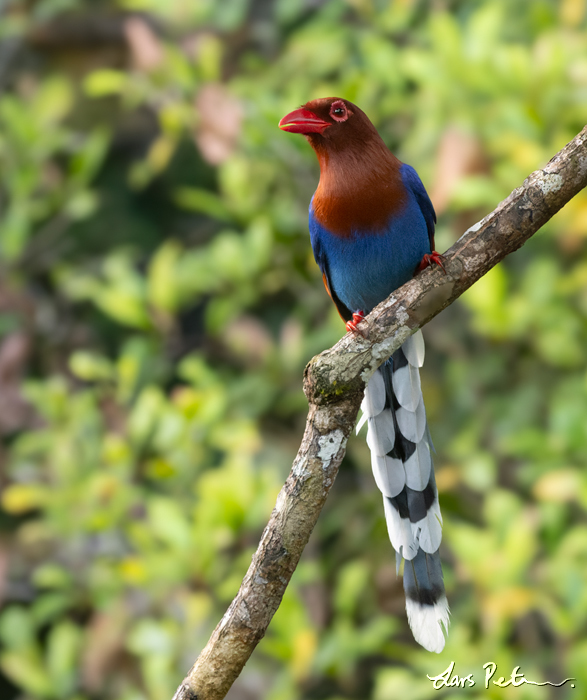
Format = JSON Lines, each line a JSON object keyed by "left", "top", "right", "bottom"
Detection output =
{"left": 84, "top": 70, "right": 128, "bottom": 97}
{"left": 173, "top": 186, "right": 231, "bottom": 220}
{"left": 147, "top": 240, "right": 183, "bottom": 313}
{"left": 0, "top": 650, "right": 53, "bottom": 698}
{"left": 126, "top": 618, "right": 176, "bottom": 657}
{"left": 128, "top": 386, "right": 165, "bottom": 446}
{"left": 0, "top": 607, "right": 37, "bottom": 651}
{"left": 46, "top": 620, "right": 82, "bottom": 695}
{"left": 1, "top": 200, "right": 31, "bottom": 260}
{"left": 34, "top": 76, "right": 73, "bottom": 125}
{"left": 70, "top": 351, "right": 114, "bottom": 382}
{"left": 374, "top": 668, "right": 436, "bottom": 700}
{"left": 533, "top": 468, "right": 582, "bottom": 503}
{"left": 2, "top": 483, "right": 49, "bottom": 514}
{"left": 148, "top": 497, "right": 192, "bottom": 550}
{"left": 461, "top": 263, "right": 509, "bottom": 337}
{"left": 64, "top": 190, "right": 99, "bottom": 220}
{"left": 333, "top": 560, "right": 369, "bottom": 617}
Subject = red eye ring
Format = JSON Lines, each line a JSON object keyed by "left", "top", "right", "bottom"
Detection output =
{"left": 329, "top": 100, "right": 348, "bottom": 122}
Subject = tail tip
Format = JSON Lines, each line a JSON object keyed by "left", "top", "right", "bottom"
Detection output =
{"left": 405, "top": 595, "right": 450, "bottom": 653}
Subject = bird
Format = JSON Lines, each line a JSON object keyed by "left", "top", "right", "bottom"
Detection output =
{"left": 279, "top": 97, "right": 448, "bottom": 653}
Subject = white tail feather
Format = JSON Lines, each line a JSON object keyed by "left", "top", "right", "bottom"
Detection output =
{"left": 396, "top": 398, "right": 426, "bottom": 443}
{"left": 412, "top": 502, "right": 443, "bottom": 554}
{"left": 403, "top": 440, "right": 432, "bottom": 490}
{"left": 402, "top": 330, "right": 425, "bottom": 367}
{"left": 383, "top": 497, "right": 418, "bottom": 560}
{"left": 356, "top": 412, "right": 367, "bottom": 434}
{"left": 362, "top": 369, "right": 386, "bottom": 417}
{"left": 405, "top": 595, "right": 449, "bottom": 653}
{"left": 366, "top": 410, "right": 395, "bottom": 455}
{"left": 392, "top": 362, "right": 421, "bottom": 411}
{"left": 371, "top": 453, "right": 405, "bottom": 498}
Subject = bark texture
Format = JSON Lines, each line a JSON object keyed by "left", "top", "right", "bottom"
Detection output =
{"left": 173, "top": 125, "right": 587, "bottom": 700}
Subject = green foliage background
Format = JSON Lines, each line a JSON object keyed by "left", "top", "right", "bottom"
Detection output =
{"left": 1, "top": 1, "right": 586, "bottom": 698}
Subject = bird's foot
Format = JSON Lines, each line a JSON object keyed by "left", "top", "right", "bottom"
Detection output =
{"left": 346, "top": 310, "right": 367, "bottom": 336}
{"left": 416, "top": 251, "right": 446, "bottom": 274}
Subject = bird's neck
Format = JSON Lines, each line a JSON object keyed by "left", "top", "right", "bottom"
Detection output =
{"left": 310, "top": 138, "right": 407, "bottom": 237}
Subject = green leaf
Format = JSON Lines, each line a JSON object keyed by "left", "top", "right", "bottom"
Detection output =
{"left": 33, "top": 76, "right": 73, "bottom": 125}
{"left": 147, "top": 240, "right": 183, "bottom": 313}
{"left": 0, "top": 607, "right": 36, "bottom": 651}
{"left": 147, "top": 497, "right": 192, "bottom": 550}
{"left": 46, "top": 620, "right": 82, "bottom": 695}
{"left": 126, "top": 618, "right": 176, "bottom": 656}
{"left": 173, "top": 186, "right": 231, "bottom": 221}
{"left": 0, "top": 650, "right": 53, "bottom": 698}
{"left": 69, "top": 351, "right": 114, "bottom": 382}
{"left": 84, "top": 69, "right": 127, "bottom": 97}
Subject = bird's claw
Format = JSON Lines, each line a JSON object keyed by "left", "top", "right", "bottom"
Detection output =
{"left": 346, "top": 310, "right": 367, "bottom": 337}
{"left": 416, "top": 251, "right": 446, "bottom": 274}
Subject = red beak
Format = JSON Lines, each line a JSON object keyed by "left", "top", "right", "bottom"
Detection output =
{"left": 278, "top": 107, "right": 331, "bottom": 135}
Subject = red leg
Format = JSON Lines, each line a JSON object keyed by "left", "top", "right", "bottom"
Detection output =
{"left": 346, "top": 310, "right": 366, "bottom": 336}
{"left": 416, "top": 250, "right": 446, "bottom": 274}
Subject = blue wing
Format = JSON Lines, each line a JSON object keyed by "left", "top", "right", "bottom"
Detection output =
{"left": 400, "top": 163, "right": 436, "bottom": 250}
{"left": 309, "top": 200, "right": 353, "bottom": 321}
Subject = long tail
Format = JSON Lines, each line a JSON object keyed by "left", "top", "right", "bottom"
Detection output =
{"left": 357, "top": 330, "right": 449, "bottom": 652}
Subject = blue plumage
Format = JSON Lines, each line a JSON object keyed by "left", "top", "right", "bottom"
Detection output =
{"left": 400, "top": 163, "right": 437, "bottom": 250}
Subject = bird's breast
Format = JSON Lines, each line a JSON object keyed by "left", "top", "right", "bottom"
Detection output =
{"left": 312, "top": 177, "right": 407, "bottom": 239}
{"left": 310, "top": 195, "right": 431, "bottom": 314}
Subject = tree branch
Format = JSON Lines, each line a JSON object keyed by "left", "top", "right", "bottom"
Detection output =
{"left": 172, "top": 125, "right": 587, "bottom": 700}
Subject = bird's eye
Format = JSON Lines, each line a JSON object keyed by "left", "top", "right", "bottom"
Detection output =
{"left": 330, "top": 101, "right": 348, "bottom": 122}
